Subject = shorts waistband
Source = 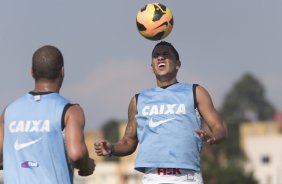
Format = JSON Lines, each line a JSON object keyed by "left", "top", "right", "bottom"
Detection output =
{"left": 145, "top": 168, "right": 199, "bottom": 176}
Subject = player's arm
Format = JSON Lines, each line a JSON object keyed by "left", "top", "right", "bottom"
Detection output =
{"left": 0, "top": 109, "right": 5, "bottom": 170}
{"left": 112, "top": 95, "right": 138, "bottom": 156}
{"left": 195, "top": 85, "right": 227, "bottom": 144}
{"left": 64, "top": 104, "right": 95, "bottom": 176}
{"left": 95, "top": 96, "right": 138, "bottom": 157}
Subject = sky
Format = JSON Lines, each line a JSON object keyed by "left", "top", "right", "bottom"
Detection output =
{"left": 0, "top": 0, "right": 281, "bottom": 130}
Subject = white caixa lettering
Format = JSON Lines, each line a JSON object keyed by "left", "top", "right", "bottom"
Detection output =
{"left": 142, "top": 104, "right": 186, "bottom": 116}
{"left": 9, "top": 120, "right": 50, "bottom": 133}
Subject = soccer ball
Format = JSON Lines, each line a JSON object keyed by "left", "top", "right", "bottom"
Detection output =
{"left": 136, "top": 3, "right": 174, "bottom": 41}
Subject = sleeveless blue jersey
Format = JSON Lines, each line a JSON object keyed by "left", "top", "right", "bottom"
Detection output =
{"left": 135, "top": 83, "right": 203, "bottom": 172}
{"left": 3, "top": 92, "right": 73, "bottom": 184}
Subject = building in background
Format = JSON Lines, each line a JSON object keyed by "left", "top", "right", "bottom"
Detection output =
{"left": 76, "top": 122, "right": 142, "bottom": 184}
{"left": 273, "top": 112, "right": 282, "bottom": 133}
{"left": 240, "top": 121, "right": 282, "bottom": 184}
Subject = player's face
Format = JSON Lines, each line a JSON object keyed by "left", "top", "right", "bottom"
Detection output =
{"left": 151, "top": 45, "right": 180, "bottom": 82}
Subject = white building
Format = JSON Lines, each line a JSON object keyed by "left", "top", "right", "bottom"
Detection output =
{"left": 244, "top": 135, "right": 282, "bottom": 184}
{"left": 240, "top": 122, "right": 282, "bottom": 184}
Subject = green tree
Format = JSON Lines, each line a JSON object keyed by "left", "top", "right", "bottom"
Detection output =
{"left": 102, "top": 119, "right": 120, "bottom": 161}
{"left": 202, "top": 72, "right": 275, "bottom": 183}
{"left": 201, "top": 141, "right": 257, "bottom": 184}
{"left": 220, "top": 73, "right": 276, "bottom": 124}
{"left": 203, "top": 162, "right": 258, "bottom": 184}
{"left": 219, "top": 73, "right": 276, "bottom": 159}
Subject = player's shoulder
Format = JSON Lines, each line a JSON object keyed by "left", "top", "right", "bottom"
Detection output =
{"left": 194, "top": 84, "right": 209, "bottom": 93}
{"left": 66, "top": 103, "right": 83, "bottom": 113}
{"left": 194, "top": 84, "right": 212, "bottom": 102}
{"left": 5, "top": 93, "right": 29, "bottom": 109}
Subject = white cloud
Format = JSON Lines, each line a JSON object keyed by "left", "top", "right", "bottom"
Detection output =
{"left": 62, "top": 59, "right": 155, "bottom": 129}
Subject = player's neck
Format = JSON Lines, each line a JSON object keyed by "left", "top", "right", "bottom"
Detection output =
{"left": 157, "top": 78, "right": 178, "bottom": 88}
{"left": 33, "top": 82, "right": 60, "bottom": 93}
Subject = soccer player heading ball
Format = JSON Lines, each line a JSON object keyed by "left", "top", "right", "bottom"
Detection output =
{"left": 95, "top": 41, "right": 227, "bottom": 184}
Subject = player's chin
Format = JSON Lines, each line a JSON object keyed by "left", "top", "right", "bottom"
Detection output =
{"left": 156, "top": 71, "right": 167, "bottom": 77}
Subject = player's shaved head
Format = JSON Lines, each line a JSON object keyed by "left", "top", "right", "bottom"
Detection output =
{"left": 32, "top": 45, "right": 64, "bottom": 81}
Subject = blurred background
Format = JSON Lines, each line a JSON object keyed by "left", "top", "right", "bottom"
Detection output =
{"left": 0, "top": 0, "right": 281, "bottom": 183}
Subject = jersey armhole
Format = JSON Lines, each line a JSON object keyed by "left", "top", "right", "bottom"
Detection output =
{"left": 135, "top": 93, "right": 139, "bottom": 114}
{"left": 193, "top": 84, "right": 203, "bottom": 120}
{"left": 61, "top": 103, "right": 76, "bottom": 130}
{"left": 193, "top": 84, "right": 199, "bottom": 109}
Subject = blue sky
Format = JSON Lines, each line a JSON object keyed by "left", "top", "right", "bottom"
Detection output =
{"left": 0, "top": 0, "right": 281, "bottom": 129}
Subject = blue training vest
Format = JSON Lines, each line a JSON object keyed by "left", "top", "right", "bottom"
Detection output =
{"left": 3, "top": 92, "right": 73, "bottom": 184}
{"left": 135, "top": 83, "right": 203, "bottom": 173}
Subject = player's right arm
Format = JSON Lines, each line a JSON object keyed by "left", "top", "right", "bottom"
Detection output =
{"left": 95, "top": 96, "right": 138, "bottom": 157}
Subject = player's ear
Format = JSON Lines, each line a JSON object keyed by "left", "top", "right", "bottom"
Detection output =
{"left": 60, "top": 66, "right": 65, "bottom": 78}
{"left": 31, "top": 68, "right": 35, "bottom": 78}
{"left": 151, "top": 63, "right": 154, "bottom": 73}
{"left": 176, "top": 60, "right": 181, "bottom": 70}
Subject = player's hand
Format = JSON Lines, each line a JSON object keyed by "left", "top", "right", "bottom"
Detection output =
{"left": 78, "top": 158, "right": 95, "bottom": 176}
{"left": 94, "top": 140, "right": 112, "bottom": 156}
{"left": 195, "top": 128, "right": 216, "bottom": 144}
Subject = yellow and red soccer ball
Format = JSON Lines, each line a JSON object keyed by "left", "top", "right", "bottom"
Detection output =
{"left": 136, "top": 3, "right": 174, "bottom": 41}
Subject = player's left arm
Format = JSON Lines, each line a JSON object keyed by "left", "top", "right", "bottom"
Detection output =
{"left": 94, "top": 96, "right": 138, "bottom": 157}
{"left": 0, "top": 109, "right": 5, "bottom": 169}
{"left": 195, "top": 85, "right": 227, "bottom": 144}
{"left": 111, "top": 95, "right": 139, "bottom": 156}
